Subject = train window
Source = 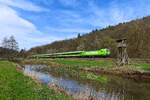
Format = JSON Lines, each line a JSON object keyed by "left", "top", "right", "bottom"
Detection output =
{"left": 106, "top": 49, "right": 110, "bottom": 52}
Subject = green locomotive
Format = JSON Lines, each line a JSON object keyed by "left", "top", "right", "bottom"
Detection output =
{"left": 31, "top": 49, "right": 110, "bottom": 58}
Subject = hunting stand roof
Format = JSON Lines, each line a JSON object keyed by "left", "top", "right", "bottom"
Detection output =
{"left": 116, "top": 38, "right": 127, "bottom": 48}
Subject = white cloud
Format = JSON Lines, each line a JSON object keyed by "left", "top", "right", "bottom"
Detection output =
{"left": 0, "top": 5, "right": 35, "bottom": 37}
{"left": 0, "top": 4, "right": 58, "bottom": 50}
{"left": 0, "top": 5, "right": 36, "bottom": 30}
{"left": 0, "top": 0, "right": 49, "bottom": 12}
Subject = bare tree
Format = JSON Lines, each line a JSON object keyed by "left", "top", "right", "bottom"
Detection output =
{"left": 1, "top": 35, "right": 19, "bottom": 59}
{"left": 2, "top": 35, "right": 19, "bottom": 51}
{"left": 9, "top": 35, "right": 19, "bottom": 51}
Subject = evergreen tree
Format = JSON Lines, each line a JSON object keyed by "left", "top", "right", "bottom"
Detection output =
{"left": 77, "top": 33, "right": 81, "bottom": 38}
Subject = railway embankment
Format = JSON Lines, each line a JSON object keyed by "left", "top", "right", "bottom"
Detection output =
{"left": 18, "top": 59, "right": 150, "bottom": 80}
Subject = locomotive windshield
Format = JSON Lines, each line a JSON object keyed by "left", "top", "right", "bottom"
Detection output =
{"left": 106, "top": 49, "right": 110, "bottom": 52}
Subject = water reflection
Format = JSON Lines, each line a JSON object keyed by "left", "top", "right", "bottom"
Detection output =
{"left": 24, "top": 65, "right": 150, "bottom": 100}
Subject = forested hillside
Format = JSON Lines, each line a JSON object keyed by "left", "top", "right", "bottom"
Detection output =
{"left": 28, "top": 16, "right": 150, "bottom": 58}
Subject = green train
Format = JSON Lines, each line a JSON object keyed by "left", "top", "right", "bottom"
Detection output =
{"left": 31, "top": 49, "right": 110, "bottom": 58}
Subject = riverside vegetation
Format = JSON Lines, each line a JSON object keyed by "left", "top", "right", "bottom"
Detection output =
{"left": 35, "top": 66, "right": 108, "bottom": 83}
{"left": 19, "top": 58, "right": 150, "bottom": 80}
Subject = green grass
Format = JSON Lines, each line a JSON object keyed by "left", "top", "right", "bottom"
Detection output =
{"left": 140, "top": 64, "right": 150, "bottom": 70}
{"left": 0, "top": 61, "right": 71, "bottom": 100}
{"left": 131, "top": 63, "right": 150, "bottom": 70}
{"left": 51, "top": 59, "right": 115, "bottom": 67}
{"left": 52, "top": 59, "right": 150, "bottom": 71}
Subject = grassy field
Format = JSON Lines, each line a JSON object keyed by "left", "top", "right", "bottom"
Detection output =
{"left": 0, "top": 61, "right": 71, "bottom": 100}
{"left": 132, "top": 63, "right": 150, "bottom": 70}
{"left": 50, "top": 59, "right": 150, "bottom": 71}
{"left": 141, "top": 64, "right": 150, "bottom": 70}
{"left": 51, "top": 59, "right": 115, "bottom": 67}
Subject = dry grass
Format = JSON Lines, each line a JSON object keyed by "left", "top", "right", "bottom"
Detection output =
{"left": 0, "top": 83, "right": 5, "bottom": 87}
{"left": 23, "top": 72, "right": 42, "bottom": 83}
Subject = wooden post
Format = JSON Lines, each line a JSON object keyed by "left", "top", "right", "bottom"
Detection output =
{"left": 116, "top": 38, "right": 129, "bottom": 66}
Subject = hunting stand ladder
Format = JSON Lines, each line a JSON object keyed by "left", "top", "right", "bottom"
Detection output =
{"left": 116, "top": 38, "right": 129, "bottom": 66}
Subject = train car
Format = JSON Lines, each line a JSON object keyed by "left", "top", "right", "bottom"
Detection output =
{"left": 51, "top": 51, "right": 83, "bottom": 58}
{"left": 31, "top": 49, "right": 110, "bottom": 58}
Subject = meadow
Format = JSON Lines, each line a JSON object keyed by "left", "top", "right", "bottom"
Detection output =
{"left": 51, "top": 59, "right": 115, "bottom": 67}
{"left": 51, "top": 59, "right": 150, "bottom": 71}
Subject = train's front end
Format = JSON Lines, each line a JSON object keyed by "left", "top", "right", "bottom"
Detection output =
{"left": 99, "top": 49, "right": 110, "bottom": 57}
{"left": 105, "top": 49, "right": 110, "bottom": 56}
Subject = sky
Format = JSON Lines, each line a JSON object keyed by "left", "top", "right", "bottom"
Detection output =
{"left": 0, "top": 0, "right": 150, "bottom": 50}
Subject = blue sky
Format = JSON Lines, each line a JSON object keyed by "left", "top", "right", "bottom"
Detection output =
{"left": 0, "top": 0, "right": 150, "bottom": 50}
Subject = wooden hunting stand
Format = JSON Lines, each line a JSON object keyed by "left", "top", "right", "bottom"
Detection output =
{"left": 116, "top": 38, "right": 129, "bottom": 66}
